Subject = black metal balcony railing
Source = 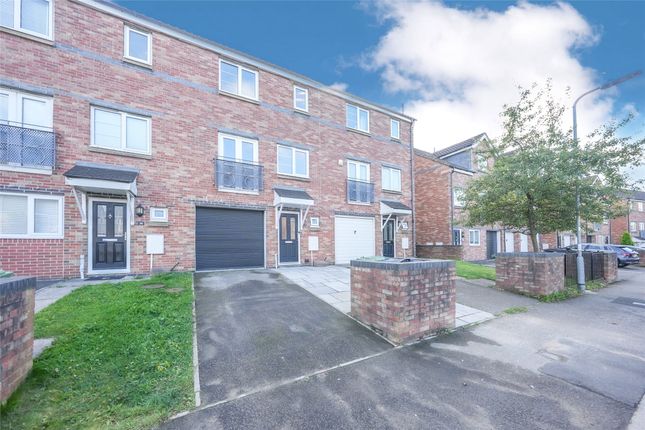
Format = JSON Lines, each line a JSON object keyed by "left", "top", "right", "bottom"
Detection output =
{"left": 0, "top": 122, "right": 56, "bottom": 169}
{"left": 347, "top": 179, "right": 374, "bottom": 204}
{"left": 215, "top": 158, "right": 263, "bottom": 192}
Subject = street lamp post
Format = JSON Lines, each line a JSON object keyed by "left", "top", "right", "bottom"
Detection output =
{"left": 572, "top": 70, "right": 642, "bottom": 292}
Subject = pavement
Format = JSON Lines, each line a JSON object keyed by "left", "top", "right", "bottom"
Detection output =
{"left": 162, "top": 266, "right": 645, "bottom": 429}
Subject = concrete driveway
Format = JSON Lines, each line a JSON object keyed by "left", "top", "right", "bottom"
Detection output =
{"left": 161, "top": 268, "right": 642, "bottom": 429}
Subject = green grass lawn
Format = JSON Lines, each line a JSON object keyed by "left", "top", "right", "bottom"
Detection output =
{"left": 455, "top": 261, "right": 496, "bottom": 281}
{"left": 539, "top": 278, "right": 606, "bottom": 302}
{"left": 0, "top": 272, "right": 194, "bottom": 430}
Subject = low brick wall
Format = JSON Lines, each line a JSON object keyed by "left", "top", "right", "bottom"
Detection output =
{"left": 350, "top": 258, "right": 455, "bottom": 344}
{"left": 496, "top": 253, "right": 565, "bottom": 297}
{"left": 638, "top": 249, "right": 645, "bottom": 267}
{"left": 1, "top": 276, "right": 36, "bottom": 404}
{"left": 416, "top": 245, "right": 463, "bottom": 261}
{"left": 599, "top": 252, "right": 617, "bottom": 283}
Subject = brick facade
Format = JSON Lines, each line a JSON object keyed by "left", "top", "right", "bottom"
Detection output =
{"left": 496, "top": 253, "right": 565, "bottom": 297}
{"left": 416, "top": 244, "right": 463, "bottom": 260}
{"left": 350, "top": 259, "right": 456, "bottom": 344}
{"left": 0, "top": 0, "right": 414, "bottom": 278}
{"left": 0, "top": 277, "right": 36, "bottom": 404}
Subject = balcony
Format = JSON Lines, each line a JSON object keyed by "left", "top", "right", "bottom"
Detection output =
{"left": 347, "top": 179, "right": 374, "bottom": 204}
{"left": 0, "top": 122, "right": 56, "bottom": 170}
{"left": 215, "top": 158, "right": 263, "bottom": 193}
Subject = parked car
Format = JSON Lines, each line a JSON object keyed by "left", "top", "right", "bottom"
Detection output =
{"left": 566, "top": 243, "right": 640, "bottom": 267}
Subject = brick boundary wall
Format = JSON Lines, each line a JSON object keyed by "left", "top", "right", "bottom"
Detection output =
{"left": 496, "top": 253, "right": 565, "bottom": 297}
{"left": 0, "top": 276, "right": 36, "bottom": 404}
{"left": 350, "top": 258, "right": 456, "bottom": 344}
{"left": 638, "top": 249, "right": 645, "bottom": 267}
{"left": 416, "top": 245, "right": 463, "bottom": 261}
{"left": 599, "top": 252, "right": 618, "bottom": 284}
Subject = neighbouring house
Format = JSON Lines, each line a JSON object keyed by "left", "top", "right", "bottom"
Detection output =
{"left": 608, "top": 190, "right": 645, "bottom": 245}
{"left": 415, "top": 133, "right": 507, "bottom": 261}
{"left": 0, "top": 0, "right": 415, "bottom": 279}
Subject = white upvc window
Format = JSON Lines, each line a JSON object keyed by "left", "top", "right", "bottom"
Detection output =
{"left": 469, "top": 229, "right": 481, "bottom": 246}
{"left": 639, "top": 222, "right": 645, "bottom": 231}
{"left": 309, "top": 217, "right": 320, "bottom": 228}
{"left": 91, "top": 107, "right": 151, "bottom": 155}
{"left": 346, "top": 104, "right": 369, "bottom": 133}
{"left": 347, "top": 159, "right": 370, "bottom": 182}
{"left": 382, "top": 166, "right": 401, "bottom": 192}
{"left": 453, "top": 187, "right": 465, "bottom": 207}
{"left": 0, "top": 192, "right": 63, "bottom": 238}
{"left": 390, "top": 119, "right": 400, "bottom": 140}
{"left": 293, "top": 86, "right": 308, "bottom": 112}
{"left": 124, "top": 25, "right": 152, "bottom": 65}
{"left": 638, "top": 202, "right": 644, "bottom": 212}
{"left": 277, "top": 145, "right": 309, "bottom": 178}
{"left": 453, "top": 228, "right": 462, "bottom": 245}
{"left": 218, "top": 132, "right": 258, "bottom": 163}
{"left": 150, "top": 207, "right": 168, "bottom": 222}
{"left": 219, "top": 60, "right": 259, "bottom": 100}
{"left": 476, "top": 154, "right": 488, "bottom": 171}
{"left": 1, "top": 0, "right": 53, "bottom": 39}
{"left": 0, "top": 87, "right": 53, "bottom": 129}
{"left": 630, "top": 221, "right": 637, "bottom": 232}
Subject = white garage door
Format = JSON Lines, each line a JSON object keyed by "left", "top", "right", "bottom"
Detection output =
{"left": 334, "top": 216, "right": 375, "bottom": 265}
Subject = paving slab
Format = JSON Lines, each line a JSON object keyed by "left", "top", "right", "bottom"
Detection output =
{"left": 457, "top": 278, "right": 538, "bottom": 315}
{"left": 193, "top": 270, "right": 391, "bottom": 405}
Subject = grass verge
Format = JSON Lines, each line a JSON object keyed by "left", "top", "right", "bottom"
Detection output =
{"left": 538, "top": 278, "right": 606, "bottom": 302}
{"left": 455, "top": 261, "right": 496, "bottom": 281}
{"left": 502, "top": 306, "right": 528, "bottom": 315}
{"left": 0, "top": 272, "right": 194, "bottom": 430}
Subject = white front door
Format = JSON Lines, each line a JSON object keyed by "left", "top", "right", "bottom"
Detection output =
{"left": 504, "top": 232, "right": 515, "bottom": 252}
{"left": 520, "top": 234, "right": 529, "bottom": 252}
{"left": 563, "top": 235, "right": 571, "bottom": 247}
{"left": 334, "top": 216, "right": 375, "bottom": 265}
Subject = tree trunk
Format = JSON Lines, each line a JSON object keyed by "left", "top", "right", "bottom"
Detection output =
{"left": 526, "top": 193, "right": 541, "bottom": 252}
{"left": 530, "top": 232, "right": 540, "bottom": 252}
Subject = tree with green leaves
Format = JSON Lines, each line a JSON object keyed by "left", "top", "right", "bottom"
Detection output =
{"left": 462, "top": 81, "right": 644, "bottom": 251}
{"left": 620, "top": 232, "right": 635, "bottom": 246}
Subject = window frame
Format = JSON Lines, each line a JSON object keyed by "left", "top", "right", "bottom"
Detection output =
{"left": 638, "top": 202, "right": 644, "bottom": 212}
{"left": 123, "top": 25, "right": 152, "bottom": 65}
{"left": 90, "top": 106, "right": 152, "bottom": 155}
{"left": 346, "top": 104, "right": 370, "bottom": 133}
{"left": 347, "top": 159, "right": 370, "bottom": 182}
{"left": 217, "top": 132, "right": 259, "bottom": 163}
{"left": 293, "top": 86, "right": 309, "bottom": 112}
{"left": 277, "top": 144, "right": 309, "bottom": 178}
{"left": 630, "top": 221, "right": 637, "bottom": 232}
{"left": 218, "top": 59, "right": 259, "bottom": 101}
{"left": 310, "top": 217, "right": 320, "bottom": 228}
{"left": 476, "top": 154, "right": 488, "bottom": 171}
{"left": 149, "top": 207, "right": 168, "bottom": 223}
{"left": 0, "top": 191, "right": 63, "bottom": 238}
{"left": 0, "top": 87, "right": 53, "bottom": 129}
{"left": 390, "top": 119, "right": 400, "bottom": 140}
{"left": 639, "top": 222, "right": 645, "bottom": 232}
{"left": 381, "top": 166, "right": 402, "bottom": 192}
{"left": 469, "top": 229, "right": 481, "bottom": 246}
{"left": 1, "top": 0, "right": 54, "bottom": 40}
{"left": 453, "top": 187, "right": 465, "bottom": 207}
{"left": 453, "top": 228, "right": 462, "bottom": 246}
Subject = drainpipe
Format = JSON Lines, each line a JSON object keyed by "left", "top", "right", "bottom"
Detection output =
{"left": 449, "top": 167, "right": 455, "bottom": 244}
{"left": 409, "top": 119, "right": 417, "bottom": 257}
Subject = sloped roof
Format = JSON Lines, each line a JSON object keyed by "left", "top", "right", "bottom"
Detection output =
{"left": 414, "top": 148, "right": 475, "bottom": 173}
{"left": 381, "top": 200, "right": 412, "bottom": 211}
{"left": 273, "top": 187, "right": 313, "bottom": 201}
{"left": 64, "top": 162, "right": 139, "bottom": 183}
{"left": 433, "top": 133, "right": 488, "bottom": 158}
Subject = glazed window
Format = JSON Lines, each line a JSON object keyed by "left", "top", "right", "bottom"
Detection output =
{"left": 124, "top": 26, "right": 152, "bottom": 65}
{"left": 346, "top": 104, "right": 369, "bottom": 133}
{"left": 1, "top": 0, "right": 53, "bottom": 39}
{"left": 219, "top": 60, "right": 258, "bottom": 100}
{"left": 91, "top": 107, "right": 151, "bottom": 155}
{"left": 0, "top": 192, "right": 63, "bottom": 238}
{"left": 293, "top": 86, "right": 308, "bottom": 112}
{"left": 277, "top": 145, "right": 309, "bottom": 178}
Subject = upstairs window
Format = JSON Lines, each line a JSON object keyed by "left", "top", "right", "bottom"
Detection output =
{"left": 277, "top": 145, "right": 308, "bottom": 178}
{"left": 630, "top": 221, "right": 637, "bottom": 232}
{"left": 1, "top": 0, "right": 52, "bottom": 39}
{"left": 346, "top": 104, "right": 369, "bottom": 133}
{"left": 124, "top": 26, "right": 151, "bottom": 65}
{"left": 390, "top": 119, "right": 400, "bottom": 140}
{"left": 476, "top": 154, "right": 488, "bottom": 171}
{"left": 91, "top": 107, "right": 151, "bottom": 155}
{"left": 293, "top": 86, "right": 308, "bottom": 112}
{"left": 382, "top": 166, "right": 401, "bottom": 192}
{"left": 638, "top": 202, "right": 644, "bottom": 212}
{"left": 219, "top": 60, "right": 258, "bottom": 100}
{"left": 453, "top": 187, "right": 465, "bottom": 207}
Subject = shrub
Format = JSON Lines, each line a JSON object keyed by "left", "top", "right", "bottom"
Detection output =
{"left": 620, "top": 232, "right": 635, "bottom": 246}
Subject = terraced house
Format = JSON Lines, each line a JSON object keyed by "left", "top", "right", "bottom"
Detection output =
{"left": 0, "top": 0, "right": 415, "bottom": 279}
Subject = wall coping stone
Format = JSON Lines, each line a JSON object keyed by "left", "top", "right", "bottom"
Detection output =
{"left": 497, "top": 252, "right": 564, "bottom": 258}
{"left": 0, "top": 276, "right": 36, "bottom": 294}
{"left": 350, "top": 257, "right": 454, "bottom": 271}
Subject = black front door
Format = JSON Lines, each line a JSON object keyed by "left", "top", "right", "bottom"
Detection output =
{"left": 93, "top": 201, "right": 127, "bottom": 270}
{"left": 486, "top": 230, "right": 498, "bottom": 259}
{"left": 383, "top": 219, "right": 395, "bottom": 257}
{"left": 280, "top": 213, "right": 299, "bottom": 263}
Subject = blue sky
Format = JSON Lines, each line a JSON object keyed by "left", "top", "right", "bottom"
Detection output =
{"left": 115, "top": 0, "right": 644, "bottom": 178}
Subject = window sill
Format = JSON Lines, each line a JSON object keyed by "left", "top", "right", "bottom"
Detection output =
{"left": 293, "top": 109, "right": 310, "bottom": 116}
{"left": 0, "top": 165, "right": 53, "bottom": 175}
{"left": 219, "top": 91, "right": 261, "bottom": 105}
{"left": 346, "top": 127, "right": 371, "bottom": 137}
{"left": 0, "top": 235, "right": 63, "bottom": 240}
{"left": 148, "top": 221, "right": 169, "bottom": 227}
{"left": 382, "top": 189, "right": 402, "bottom": 195}
{"left": 348, "top": 201, "right": 373, "bottom": 206}
{"left": 390, "top": 137, "right": 401, "bottom": 143}
{"left": 0, "top": 26, "right": 54, "bottom": 46}
{"left": 277, "top": 174, "right": 310, "bottom": 182}
{"left": 89, "top": 146, "right": 152, "bottom": 159}
{"left": 217, "top": 187, "right": 260, "bottom": 196}
{"left": 123, "top": 57, "right": 153, "bottom": 70}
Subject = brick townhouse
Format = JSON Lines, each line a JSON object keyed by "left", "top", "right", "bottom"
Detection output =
{"left": 608, "top": 190, "right": 645, "bottom": 245}
{"left": 0, "top": 0, "right": 415, "bottom": 279}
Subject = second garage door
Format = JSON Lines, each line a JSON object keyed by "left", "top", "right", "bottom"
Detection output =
{"left": 334, "top": 216, "right": 375, "bottom": 265}
{"left": 195, "top": 207, "right": 264, "bottom": 271}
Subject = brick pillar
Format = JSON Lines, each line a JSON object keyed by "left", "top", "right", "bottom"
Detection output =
{"left": 637, "top": 249, "right": 645, "bottom": 267}
{"left": 496, "top": 253, "right": 565, "bottom": 297}
{"left": 350, "top": 258, "right": 456, "bottom": 344}
{"left": 599, "top": 252, "right": 618, "bottom": 284}
{"left": 1, "top": 276, "right": 36, "bottom": 404}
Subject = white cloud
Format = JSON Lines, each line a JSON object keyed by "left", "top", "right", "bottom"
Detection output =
{"left": 364, "top": 0, "right": 616, "bottom": 152}
{"left": 328, "top": 82, "right": 349, "bottom": 92}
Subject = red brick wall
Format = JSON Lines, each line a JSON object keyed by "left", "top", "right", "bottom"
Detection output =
{"left": 416, "top": 244, "right": 463, "bottom": 260}
{"left": 413, "top": 153, "right": 452, "bottom": 246}
{"left": 0, "top": 277, "right": 35, "bottom": 403}
{"left": 496, "top": 253, "right": 565, "bottom": 297}
{"left": 1, "top": 0, "right": 413, "bottom": 278}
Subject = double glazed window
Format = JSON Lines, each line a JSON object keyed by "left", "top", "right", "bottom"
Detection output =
{"left": 217, "top": 133, "right": 260, "bottom": 192}
{"left": 0, "top": 192, "right": 63, "bottom": 238}
{"left": 219, "top": 60, "right": 258, "bottom": 100}
{"left": 469, "top": 229, "right": 480, "bottom": 246}
{"left": 91, "top": 107, "right": 151, "bottom": 155}
{"left": 124, "top": 26, "right": 152, "bottom": 65}
{"left": 382, "top": 166, "right": 401, "bottom": 192}
{"left": 0, "top": 88, "right": 52, "bottom": 129}
{"left": 390, "top": 119, "right": 400, "bottom": 140}
{"left": 1, "top": 0, "right": 52, "bottom": 39}
{"left": 453, "top": 228, "right": 462, "bottom": 245}
{"left": 293, "top": 86, "right": 308, "bottom": 112}
{"left": 630, "top": 222, "right": 637, "bottom": 232}
{"left": 453, "top": 187, "right": 465, "bottom": 207}
{"left": 346, "top": 104, "right": 369, "bottom": 133}
{"left": 218, "top": 133, "right": 258, "bottom": 164}
{"left": 277, "top": 145, "right": 308, "bottom": 178}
